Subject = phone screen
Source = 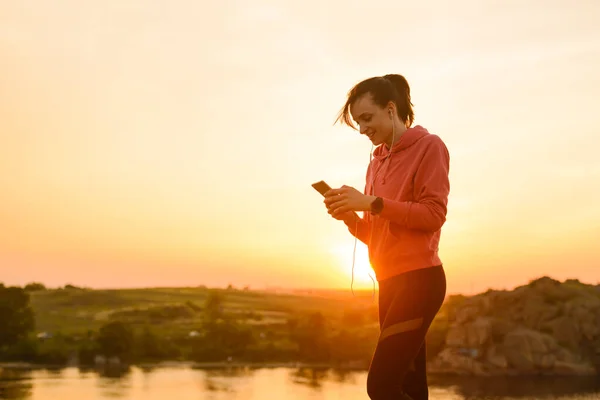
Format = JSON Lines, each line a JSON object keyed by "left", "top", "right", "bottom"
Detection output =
{"left": 311, "top": 181, "right": 331, "bottom": 196}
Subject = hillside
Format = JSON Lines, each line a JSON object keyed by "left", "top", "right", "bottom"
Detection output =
{"left": 29, "top": 285, "right": 378, "bottom": 336}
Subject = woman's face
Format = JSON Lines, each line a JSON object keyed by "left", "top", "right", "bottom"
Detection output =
{"left": 350, "top": 93, "right": 393, "bottom": 147}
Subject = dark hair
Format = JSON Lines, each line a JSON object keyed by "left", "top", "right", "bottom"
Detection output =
{"left": 335, "top": 74, "right": 414, "bottom": 129}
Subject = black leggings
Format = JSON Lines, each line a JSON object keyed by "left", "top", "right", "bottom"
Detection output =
{"left": 366, "top": 265, "right": 446, "bottom": 400}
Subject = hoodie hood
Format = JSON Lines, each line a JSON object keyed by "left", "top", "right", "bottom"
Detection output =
{"left": 372, "top": 125, "right": 430, "bottom": 160}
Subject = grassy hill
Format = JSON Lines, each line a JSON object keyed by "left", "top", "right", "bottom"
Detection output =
{"left": 15, "top": 285, "right": 381, "bottom": 368}
{"left": 29, "top": 286, "right": 379, "bottom": 337}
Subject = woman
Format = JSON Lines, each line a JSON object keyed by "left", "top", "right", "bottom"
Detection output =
{"left": 323, "top": 74, "right": 450, "bottom": 400}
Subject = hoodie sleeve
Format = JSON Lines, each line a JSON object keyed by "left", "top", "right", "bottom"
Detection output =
{"left": 378, "top": 136, "right": 450, "bottom": 232}
{"left": 344, "top": 212, "right": 370, "bottom": 244}
{"left": 344, "top": 163, "right": 373, "bottom": 243}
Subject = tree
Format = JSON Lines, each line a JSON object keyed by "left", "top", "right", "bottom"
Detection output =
{"left": 96, "top": 321, "right": 134, "bottom": 362}
{"left": 204, "top": 290, "right": 225, "bottom": 324}
{"left": 136, "top": 326, "right": 179, "bottom": 361}
{"left": 190, "top": 290, "right": 256, "bottom": 362}
{"left": 0, "top": 284, "right": 35, "bottom": 351}
{"left": 24, "top": 282, "right": 46, "bottom": 292}
{"left": 290, "top": 312, "right": 330, "bottom": 362}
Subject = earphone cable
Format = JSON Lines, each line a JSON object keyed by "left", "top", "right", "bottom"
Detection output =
{"left": 350, "top": 112, "right": 396, "bottom": 300}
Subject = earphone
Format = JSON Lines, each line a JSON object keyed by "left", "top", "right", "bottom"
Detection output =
{"left": 350, "top": 108, "right": 396, "bottom": 299}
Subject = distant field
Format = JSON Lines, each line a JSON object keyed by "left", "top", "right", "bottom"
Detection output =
{"left": 29, "top": 287, "right": 379, "bottom": 336}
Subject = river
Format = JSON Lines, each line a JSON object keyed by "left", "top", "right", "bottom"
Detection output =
{"left": 1, "top": 365, "right": 599, "bottom": 399}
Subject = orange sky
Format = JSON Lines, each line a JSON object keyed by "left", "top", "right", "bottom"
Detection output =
{"left": 2, "top": 1, "right": 600, "bottom": 295}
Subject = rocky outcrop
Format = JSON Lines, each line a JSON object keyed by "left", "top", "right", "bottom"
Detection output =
{"left": 428, "top": 277, "right": 600, "bottom": 376}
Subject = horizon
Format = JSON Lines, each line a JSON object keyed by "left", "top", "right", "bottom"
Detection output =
{"left": 2, "top": 1, "right": 600, "bottom": 295}
{"left": 12, "top": 273, "right": 599, "bottom": 297}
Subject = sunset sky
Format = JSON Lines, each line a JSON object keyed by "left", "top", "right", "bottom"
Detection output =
{"left": 1, "top": 1, "right": 599, "bottom": 295}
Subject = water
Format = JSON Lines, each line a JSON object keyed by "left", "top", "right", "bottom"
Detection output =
{"left": 1, "top": 365, "right": 599, "bottom": 400}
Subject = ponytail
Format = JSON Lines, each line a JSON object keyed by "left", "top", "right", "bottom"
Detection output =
{"left": 383, "top": 74, "right": 414, "bottom": 127}
{"left": 336, "top": 74, "right": 415, "bottom": 129}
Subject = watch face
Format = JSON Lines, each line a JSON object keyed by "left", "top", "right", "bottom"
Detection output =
{"left": 371, "top": 197, "right": 383, "bottom": 214}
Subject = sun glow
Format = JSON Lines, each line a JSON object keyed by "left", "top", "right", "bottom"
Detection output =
{"left": 330, "top": 240, "right": 376, "bottom": 289}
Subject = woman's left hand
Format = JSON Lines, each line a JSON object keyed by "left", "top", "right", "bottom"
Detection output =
{"left": 324, "top": 185, "right": 375, "bottom": 216}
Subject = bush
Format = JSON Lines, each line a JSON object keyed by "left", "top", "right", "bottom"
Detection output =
{"left": 96, "top": 321, "right": 135, "bottom": 362}
{"left": 0, "top": 336, "right": 39, "bottom": 362}
{"left": 190, "top": 321, "right": 255, "bottom": 362}
{"left": 134, "top": 327, "right": 181, "bottom": 362}
{"left": 36, "top": 335, "right": 73, "bottom": 365}
{"left": 24, "top": 283, "right": 46, "bottom": 292}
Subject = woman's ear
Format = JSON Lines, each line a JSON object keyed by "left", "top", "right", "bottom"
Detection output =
{"left": 386, "top": 101, "right": 396, "bottom": 118}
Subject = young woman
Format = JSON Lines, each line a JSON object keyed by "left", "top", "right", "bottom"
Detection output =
{"left": 323, "top": 74, "right": 450, "bottom": 400}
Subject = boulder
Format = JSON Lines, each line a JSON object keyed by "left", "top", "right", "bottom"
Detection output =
{"left": 428, "top": 348, "right": 488, "bottom": 376}
{"left": 466, "top": 317, "right": 492, "bottom": 348}
{"left": 541, "top": 316, "right": 580, "bottom": 350}
{"left": 501, "top": 328, "right": 560, "bottom": 371}
{"left": 485, "top": 345, "right": 508, "bottom": 369}
{"left": 445, "top": 317, "right": 492, "bottom": 350}
{"left": 455, "top": 304, "right": 479, "bottom": 324}
{"left": 445, "top": 324, "right": 467, "bottom": 348}
{"left": 553, "top": 360, "right": 596, "bottom": 375}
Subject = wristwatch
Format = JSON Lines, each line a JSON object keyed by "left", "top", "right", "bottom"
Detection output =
{"left": 370, "top": 196, "right": 384, "bottom": 215}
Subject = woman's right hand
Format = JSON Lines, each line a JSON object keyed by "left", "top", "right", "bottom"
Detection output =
{"left": 323, "top": 192, "right": 358, "bottom": 224}
{"left": 327, "top": 207, "right": 357, "bottom": 224}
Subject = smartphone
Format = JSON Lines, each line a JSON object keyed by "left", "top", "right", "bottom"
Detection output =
{"left": 311, "top": 180, "right": 332, "bottom": 196}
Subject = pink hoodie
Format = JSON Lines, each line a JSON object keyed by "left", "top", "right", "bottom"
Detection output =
{"left": 346, "top": 125, "right": 450, "bottom": 281}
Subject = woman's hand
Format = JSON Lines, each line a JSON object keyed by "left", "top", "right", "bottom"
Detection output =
{"left": 324, "top": 185, "right": 375, "bottom": 217}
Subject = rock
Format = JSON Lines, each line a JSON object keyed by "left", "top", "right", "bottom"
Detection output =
{"left": 467, "top": 317, "right": 492, "bottom": 347}
{"left": 542, "top": 317, "right": 580, "bottom": 350}
{"left": 530, "top": 276, "right": 578, "bottom": 303}
{"left": 455, "top": 304, "right": 479, "bottom": 324}
{"left": 445, "top": 317, "right": 492, "bottom": 349}
{"left": 501, "top": 328, "right": 558, "bottom": 372}
{"left": 554, "top": 347, "right": 579, "bottom": 363}
{"left": 580, "top": 320, "right": 599, "bottom": 341}
{"left": 427, "top": 348, "right": 488, "bottom": 376}
{"left": 485, "top": 345, "right": 508, "bottom": 369}
{"left": 430, "top": 276, "right": 600, "bottom": 376}
{"left": 503, "top": 338, "right": 535, "bottom": 372}
{"left": 538, "top": 354, "right": 556, "bottom": 369}
{"left": 565, "top": 297, "right": 600, "bottom": 340}
{"left": 553, "top": 360, "right": 596, "bottom": 375}
{"left": 564, "top": 295, "right": 600, "bottom": 314}
{"left": 445, "top": 325, "right": 467, "bottom": 347}
{"left": 490, "top": 318, "right": 516, "bottom": 339}
{"left": 502, "top": 290, "right": 560, "bottom": 331}
{"left": 524, "top": 302, "right": 560, "bottom": 329}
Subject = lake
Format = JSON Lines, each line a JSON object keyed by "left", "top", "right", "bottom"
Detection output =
{"left": 1, "top": 365, "right": 599, "bottom": 399}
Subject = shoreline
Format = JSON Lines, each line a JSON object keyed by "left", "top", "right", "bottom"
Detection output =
{"left": 1, "top": 361, "right": 598, "bottom": 377}
{"left": 0, "top": 361, "right": 360, "bottom": 371}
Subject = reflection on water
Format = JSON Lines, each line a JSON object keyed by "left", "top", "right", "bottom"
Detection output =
{"left": 201, "top": 366, "right": 255, "bottom": 393}
{"left": 0, "top": 368, "right": 33, "bottom": 399}
{"left": 290, "top": 367, "right": 329, "bottom": 389}
{"left": 0, "top": 365, "right": 598, "bottom": 400}
{"left": 429, "top": 374, "right": 600, "bottom": 400}
{"left": 95, "top": 366, "right": 132, "bottom": 399}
